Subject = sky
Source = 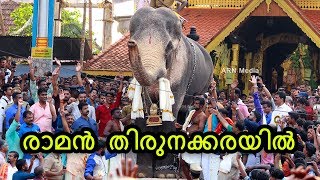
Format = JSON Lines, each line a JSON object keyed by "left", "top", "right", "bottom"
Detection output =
{"left": 66, "top": 0, "right": 135, "bottom": 46}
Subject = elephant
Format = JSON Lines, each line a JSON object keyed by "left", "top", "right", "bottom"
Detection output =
{"left": 128, "top": 7, "right": 213, "bottom": 177}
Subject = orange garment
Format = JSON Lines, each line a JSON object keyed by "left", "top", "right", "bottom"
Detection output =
{"left": 282, "top": 161, "right": 291, "bottom": 177}
{"left": 0, "top": 163, "right": 8, "bottom": 180}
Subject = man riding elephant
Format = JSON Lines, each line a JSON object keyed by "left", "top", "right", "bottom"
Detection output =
{"left": 128, "top": 7, "right": 213, "bottom": 178}
{"left": 150, "top": 0, "right": 187, "bottom": 12}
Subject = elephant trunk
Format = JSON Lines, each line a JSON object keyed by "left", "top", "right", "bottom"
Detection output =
{"left": 128, "top": 39, "right": 166, "bottom": 86}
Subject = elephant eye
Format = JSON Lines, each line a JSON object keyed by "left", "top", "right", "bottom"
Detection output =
{"left": 165, "top": 41, "right": 173, "bottom": 53}
{"left": 165, "top": 41, "right": 174, "bottom": 69}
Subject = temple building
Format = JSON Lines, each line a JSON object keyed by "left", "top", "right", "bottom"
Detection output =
{"left": 84, "top": 0, "right": 320, "bottom": 93}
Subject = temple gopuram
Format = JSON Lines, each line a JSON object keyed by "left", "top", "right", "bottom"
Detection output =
{"left": 84, "top": 0, "right": 320, "bottom": 94}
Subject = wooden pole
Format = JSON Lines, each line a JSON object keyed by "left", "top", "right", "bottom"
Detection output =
{"left": 80, "top": 0, "right": 87, "bottom": 66}
{"left": 102, "top": 2, "right": 113, "bottom": 50}
{"left": 88, "top": 0, "right": 93, "bottom": 50}
{"left": 0, "top": 0, "right": 6, "bottom": 35}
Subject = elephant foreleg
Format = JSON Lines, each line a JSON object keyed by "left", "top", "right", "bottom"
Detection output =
{"left": 172, "top": 93, "right": 186, "bottom": 123}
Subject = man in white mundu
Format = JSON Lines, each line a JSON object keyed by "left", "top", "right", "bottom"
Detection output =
{"left": 103, "top": 108, "right": 126, "bottom": 177}
{"left": 176, "top": 97, "right": 207, "bottom": 179}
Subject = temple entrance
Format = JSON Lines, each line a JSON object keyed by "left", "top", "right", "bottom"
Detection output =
{"left": 263, "top": 43, "right": 297, "bottom": 91}
{"left": 222, "top": 15, "right": 319, "bottom": 92}
{"left": 212, "top": 2, "right": 320, "bottom": 93}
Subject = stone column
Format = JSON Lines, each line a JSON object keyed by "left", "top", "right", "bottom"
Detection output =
{"left": 231, "top": 44, "right": 240, "bottom": 80}
{"left": 54, "top": 1, "right": 61, "bottom": 37}
{"left": 244, "top": 52, "right": 252, "bottom": 95}
{"left": 312, "top": 51, "right": 319, "bottom": 83}
{"left": 102, "top": 2, "right": 113, "bottom": 50}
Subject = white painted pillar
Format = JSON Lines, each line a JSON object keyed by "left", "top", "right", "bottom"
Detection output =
{"left": 38, "top": 0, "right": 49, "bottom": 37}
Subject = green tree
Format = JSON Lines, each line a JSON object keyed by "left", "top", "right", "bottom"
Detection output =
{"left": 61, "top": 10, "right": 83, "bottom": 38}
{"left": 9, "top": 3, "right": 33, "bottom": 36}
{"left": 9, "top": 3, "right": 101, "bottom": 53}
{"left": 10, "top": 3, "right": 87, "bottom": 38}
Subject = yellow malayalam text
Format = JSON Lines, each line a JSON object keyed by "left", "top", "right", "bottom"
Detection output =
{"left": 20, "top": 128, "right": 98, "bottom": 153}
{"left": 107, "top": 125, "right": 297, "bottom": 158}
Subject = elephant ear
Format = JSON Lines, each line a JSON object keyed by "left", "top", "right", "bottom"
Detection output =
{"left": 161, "top": 9, "right": 182, "bottom": 50}
{"left": 171, "top": 18, "right": 182, "bottom": 50}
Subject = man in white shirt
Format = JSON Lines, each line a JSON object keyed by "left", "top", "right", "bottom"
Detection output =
{"left": 0, "top": 151, "right": 18, "bottom": 180}
{"left": 270, "top": 91, "right": 292, "bottom": 131}
{"left": 66, "top": 91, "right": 96, "bottom": 120}
{"left": 0, "top": 84, "right": 13, "bottom": 136}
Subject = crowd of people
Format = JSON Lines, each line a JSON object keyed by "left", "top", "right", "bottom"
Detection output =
{"left": 0, "top": 55, "right": 319, "bottom": 180}
{"left": 0, "top": 57, "right": 134, "bottom": 180}
{"left": 175, "top": 75, "right": 320, "bottom": 180}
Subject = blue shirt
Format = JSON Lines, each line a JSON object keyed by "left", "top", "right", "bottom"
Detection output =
{"left": 18, "top": 123, "right": 40, "bottom": 159}
{"left": 244, "top": 119, "right": 259, "bottom": 133}
{"left": 203, "top": 115, "right": 219, "bottom": 133}
{"left": 265, "top": 112, "right": 272, "bottom": 125}
{"left": 18, "top": 123, "right": 40, "bottom": 138}
{"left": 86, "top": 98, "right": 98, "bottom": 108}
{"left": 71, "top": 116, "right": 98, "bottom": 137}
{"left": 84, "top": 151, "right": 117, "bottom": 178}
{"left": 253, "top": 92, "right": 263, "bottom": 125}
{"left": 54, "top": 113, "right": 64, "bottom": 133}
{"left": 12, "top": 171, "right": 35, "bottom": 180}
{"left": 5, "top": 104, "right": 25, "bottom": 129}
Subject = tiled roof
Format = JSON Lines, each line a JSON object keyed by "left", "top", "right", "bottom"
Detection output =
{"left": 302, "top": 10, "right": 320, "bottom": 34}
{"left": 84, "top": 1, "right": 320, "bottom": 75}
{"left": 180, "top": 8, "right": 240, "bottom": 47}
{"left": 84, "top": 8, "right": 240, "bottom": 75}
{"left": 0, "top": 0, "right": 20, "bottom": 33}
{"left": 84, "top": 34, "right": 131, "bottom": 72}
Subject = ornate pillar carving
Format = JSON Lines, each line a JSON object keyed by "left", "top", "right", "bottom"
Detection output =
{"left": 312, "top": 51, "right": 319, "bottom": 83}
{"left": 253, "top": 49, "right": 263, "bottom": 73}
{"left": 244, "top": 52, "right": 252, "bottom": 95}
{"left": 266, "top": 0, "right": 272, "bottom": 13}
{"left": 231, "top": 44, "right": 240, "bottom": 80}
